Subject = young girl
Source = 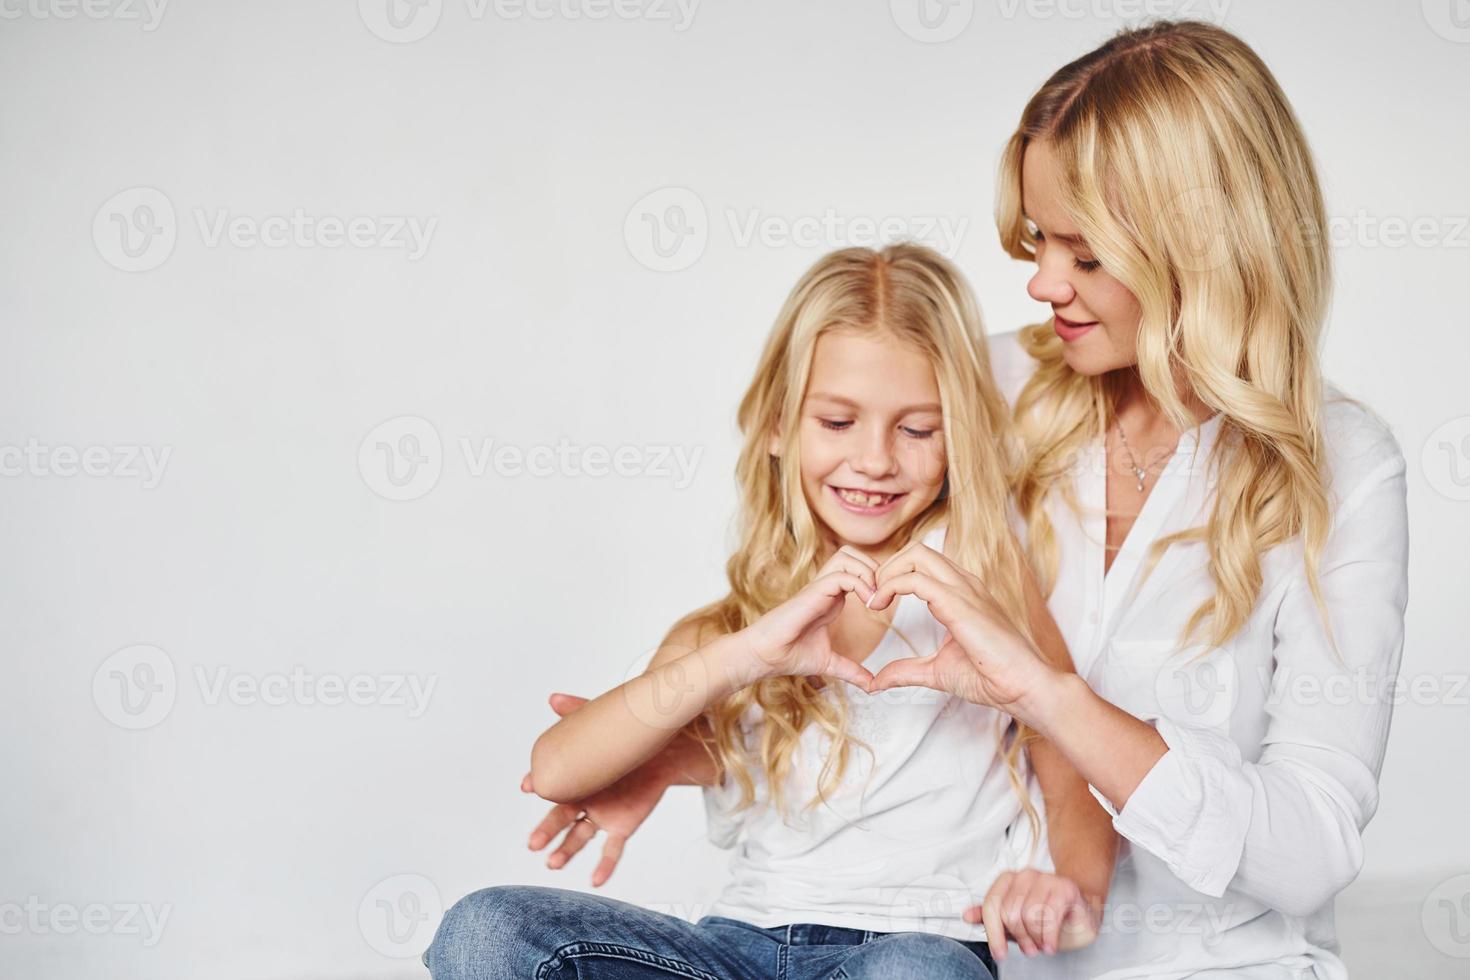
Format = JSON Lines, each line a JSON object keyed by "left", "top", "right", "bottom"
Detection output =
{"left": 425, "top": 244, "right": 1115, "bottom": 980}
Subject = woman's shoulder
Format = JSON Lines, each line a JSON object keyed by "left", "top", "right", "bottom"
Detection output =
{"left": 1318, "top": 383, "right": 1407, "bottom": 495}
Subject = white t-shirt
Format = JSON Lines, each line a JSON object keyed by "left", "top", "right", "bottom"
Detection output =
{"left": 985, "top": 329, "right": 1410, "bottom": 980}
{"left": 701, "top": 523, "right": 1032, "bottom": 941}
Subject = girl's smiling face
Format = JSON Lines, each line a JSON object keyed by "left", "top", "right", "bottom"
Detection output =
{"left": 775, "top": 328, "right": 947, "bottom": 561}
{"left": 1021, "top": 139, "right": 1144, "bottom": 376}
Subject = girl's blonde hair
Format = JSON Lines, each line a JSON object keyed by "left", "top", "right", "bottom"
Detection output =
{"left": 997, "top": 20, "right": 1335, "bottom": 650}
{"left": 685, "top": 242, "right": 1040, "bottom": 843}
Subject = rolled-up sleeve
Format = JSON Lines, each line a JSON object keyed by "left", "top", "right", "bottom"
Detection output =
{"left": 1090, "top": 440, "right": 1409, "bottom": 915}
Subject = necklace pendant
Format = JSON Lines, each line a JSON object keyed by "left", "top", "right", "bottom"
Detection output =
{"left": 1133, "top": 467, "right": 1147, "bottom": 491}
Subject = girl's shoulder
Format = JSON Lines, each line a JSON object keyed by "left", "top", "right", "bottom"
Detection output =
{"left": 919, "top": 521, "right": 949, "bottom": 554}
{"left": 984, "top": 328, "right": 1037, "bottom": 407}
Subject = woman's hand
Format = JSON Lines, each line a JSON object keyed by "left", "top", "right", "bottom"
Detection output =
{"left": 741, "top": 545, "right": 880, "bottom": 693}
{"left": 865, "top": 542, "right": 1059, "bottom": 717}
{"left": 967, "top": 868, "right": 1100, "bottom": 958}
{"left": 521, "top": 693, "right": 675, "bottom": 887}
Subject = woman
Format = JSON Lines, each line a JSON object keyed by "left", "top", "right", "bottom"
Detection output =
{"left": 526, "top": 19, "right": 1409, "bottom": 979}
{"left": 868, "top": 19, "right": 1410, "bottom": 979}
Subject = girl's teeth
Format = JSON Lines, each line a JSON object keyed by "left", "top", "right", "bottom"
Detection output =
{"left": 838, "top": 488, "right": 894, "bottom": 507}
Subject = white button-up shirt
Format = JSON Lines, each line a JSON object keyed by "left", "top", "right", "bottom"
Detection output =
{"left": 988, "top": 330, "right": 1411, "bottom": 980}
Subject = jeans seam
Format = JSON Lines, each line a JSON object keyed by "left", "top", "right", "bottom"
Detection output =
{"left": 536, "top": 939, "right": 723, "bottom": 980}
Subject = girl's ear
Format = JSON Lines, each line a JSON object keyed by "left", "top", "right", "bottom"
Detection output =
{"left": 767, "top": 426, "right": 783, "bottom": 458}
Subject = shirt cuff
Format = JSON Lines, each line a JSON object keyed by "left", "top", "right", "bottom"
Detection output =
{"left": 1088, "top": 717, "right": 1253, "bottom": 897}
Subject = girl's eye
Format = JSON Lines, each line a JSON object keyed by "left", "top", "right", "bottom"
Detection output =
{"left": 818, "top": 419, "right": 852, "bottom": 431}
{"left": 1073, "top": 257, "right": 1102, "bottom": 273}
{"left": 902, "top": 427, "right": 936, "bottom": 439}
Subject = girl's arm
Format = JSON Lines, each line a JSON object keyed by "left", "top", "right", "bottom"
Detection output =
{"left": 975, "top": 561, "right": 1116, "bottom": 960}
{"left": 530, "top": 621, "right": 756, "bottom": 804}
{"left": 531, "top": 562, "right": 878, "bottom": 804}
{"left": 659, "top": 713, "right": 724, "bottom": 786}
{"left": 1021, "top": 563, "right": 1117, "bottom": 914}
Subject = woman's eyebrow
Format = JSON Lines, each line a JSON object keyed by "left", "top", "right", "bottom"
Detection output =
{"left": 1023, "top": 212, "right": 1088, "bottom": 247}
{"left": 807, "top": 392, "right": 942, "bottom": 414}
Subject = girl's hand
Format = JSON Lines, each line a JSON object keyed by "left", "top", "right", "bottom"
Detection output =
{"left": 966, "top": 869, "right": 1100, "bottom": 958}
{"left": 865, "top": 542, "right": 1058, "bottom": 716}
{"left": 741, "top": 546, "right": 881, "bottom": 693}
{"left": 521, "top": 693, "right": 673, "bottom": 887}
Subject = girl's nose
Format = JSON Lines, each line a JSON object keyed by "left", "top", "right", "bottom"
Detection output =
{"left": 853, "top": 427, "right": 896, "bottom": 478}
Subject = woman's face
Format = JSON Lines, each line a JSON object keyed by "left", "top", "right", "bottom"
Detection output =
{"left": 774, "top": 329, "right": 947, "bottom": 561}
{"left": 1021, "top": 139, "right": 1143, "bottom": 377}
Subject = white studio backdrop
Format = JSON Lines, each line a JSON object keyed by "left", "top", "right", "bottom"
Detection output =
{"left": 1, "top": 2, "right": 1466, "bottom": 978}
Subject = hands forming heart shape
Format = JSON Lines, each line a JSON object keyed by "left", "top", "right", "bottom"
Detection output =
{"left": 746, "top": 541, "right": 1058, "bottom": 716}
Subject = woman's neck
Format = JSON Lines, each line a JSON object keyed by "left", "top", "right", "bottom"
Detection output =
{"left": 1112, "top": 368, "right": 1217, "bottom": 437}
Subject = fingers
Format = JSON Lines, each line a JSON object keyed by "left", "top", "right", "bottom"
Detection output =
{"left": 823, "top": 543, "right": 876, "bottom": 581}
{"left": 1000, "top": 869, "right": 1043, "bottom": 957}
{"left": 1057, "top": 890, "right": 1100, "bottom": 952}
{"left": 980, "top": 872, "right": 1012, "bottom": 962}
{"left": 527, "top": 802, "right": 578, "bottom": 852}
{"left": 521, "top": 771, "right": 534, "bottom": 793}
{"left": 590, "top": 834, "right": 626, "bottom": 888}
{"left": 810, "top": 570, "right": 876, "bottom": 606}
{"left": 867, "top": 569, "right": 951, "bottom": 613}
{"left": 546, "top": 815, "right": 598, "bottom": 869}
{"left": 821, "top": 653, "right": 876, "bottom": 694}
{"left": 1030, "top": 878, "right": 1082, "bottom": 956}
{"left": 877, "top": 542, "right": 966, "bottom": 590}
{"left": 867, "top": 654, "right": 938, "bottom": 693}
{"left": 548, "top": 692, "right": 590, "bottom": 716}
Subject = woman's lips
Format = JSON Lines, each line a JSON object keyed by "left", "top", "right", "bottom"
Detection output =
{"left": 1053, "top": 314, "right": 1098, "bottom": 342}
{"left": 829, "top": 485, "right": 906, "bottom": 516}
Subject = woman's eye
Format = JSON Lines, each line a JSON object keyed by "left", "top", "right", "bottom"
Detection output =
{"left": 902, "top": 427, "right": 937, "bottom": 439}
{"left": 1073, "top": 257, "right": 1102, "bottom": 273}
{"left": 818, "top": 419, "right": 852, "bottom": 431}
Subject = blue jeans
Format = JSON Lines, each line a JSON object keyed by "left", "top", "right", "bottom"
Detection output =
{"left": 424, "top": 884, "right": 998, "bottom": 979}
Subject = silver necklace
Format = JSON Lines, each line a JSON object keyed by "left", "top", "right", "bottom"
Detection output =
{"left": 1113, "top": 416, "right": 1151, "bottom": 492}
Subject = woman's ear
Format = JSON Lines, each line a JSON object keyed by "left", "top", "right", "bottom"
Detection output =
{"left": 767, "top": 427, "right": 783, "bottom": 458}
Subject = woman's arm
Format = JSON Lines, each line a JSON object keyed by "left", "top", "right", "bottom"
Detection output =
{"left": 1014, "top": 445, "right": 1409, "bottom": 914}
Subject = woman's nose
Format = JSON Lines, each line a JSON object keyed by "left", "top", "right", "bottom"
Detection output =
{"left": 1027, "top": 252, "right": 1075, "bottom": 306}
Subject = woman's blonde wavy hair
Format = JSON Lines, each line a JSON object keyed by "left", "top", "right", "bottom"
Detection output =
{"left": 997, "top": 20, "right": 1335, "bottom": 651}
{"left": 684, "top": 242, "right": 1041, "bottom": 844}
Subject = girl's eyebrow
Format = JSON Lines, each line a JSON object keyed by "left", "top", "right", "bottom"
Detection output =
{"left": 807, "top": 392, "right": 942, "bottom": 414}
